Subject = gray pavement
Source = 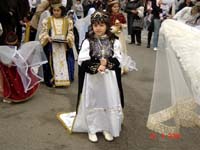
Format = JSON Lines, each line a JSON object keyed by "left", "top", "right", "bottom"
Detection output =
{"left": 1, "top": 35, "right": 200, "bottom": 150}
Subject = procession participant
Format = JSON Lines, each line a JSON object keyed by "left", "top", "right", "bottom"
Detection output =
{"left": 108, "top": 0, "right": 137, "bottom": 74}
{"left": 0, "top": 41, "right": 47, "bottom": 103}
{"left": 31, "top": 0, "right": 51, "bottom": 41}
{"left": 73, "top": 11, "right": 124, "bottom": 142}
{"left": 39, "top": 0, "right": 74, "bottom": 87}
{"left": 75, "top": 7, "right": 96, "bottom": 50}
{"left": 57, "top": 11, "right": 124, "bottom": 143}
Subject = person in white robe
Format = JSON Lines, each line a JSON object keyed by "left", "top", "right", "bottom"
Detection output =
{"left": 75, "top": 7, "right": 96, "bottom": 49}
{"left": 57, "top": 11, "right": 124, "bottom": 143}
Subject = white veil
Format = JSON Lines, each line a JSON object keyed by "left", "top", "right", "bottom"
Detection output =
{"left": 14, "top": 41, "right": 47, "bottom": 92}
{"left": 0, "top": 41, "right": 47, "bottom": 93}
{"left": 35, "top": 10, "right": 51, "bottom": 41}
{"left": 0, "top": 46, "right": 16, "bottom": 65}
{"left": 75, "top": 7, "right": 96, "bottom": 49}
{"left": 147, "top": 19, "right": 200, "bottom": 134}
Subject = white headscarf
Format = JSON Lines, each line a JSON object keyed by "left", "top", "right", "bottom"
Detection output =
{"left": 75, "top": 7, "right": 96, "bottom": 48}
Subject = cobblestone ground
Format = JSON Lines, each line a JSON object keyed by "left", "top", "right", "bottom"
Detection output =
{"left": 1, "top": 31, "right": 200, "bottom": 150}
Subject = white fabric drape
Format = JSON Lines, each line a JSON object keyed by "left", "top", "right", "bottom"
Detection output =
{"left": 35, "top": 10, "right": 51, "bottom": 41}
{"left": 0, "top": 41, "right": 47, "bottom": 93}
{"left": 75, "top": 8, "right": 96, "bottom": 49}
{"left": 147, "top": 19, "right": 200, "bottom": 134}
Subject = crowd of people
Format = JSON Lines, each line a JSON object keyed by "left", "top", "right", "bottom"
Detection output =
{"left": 0, "top": 0, "right": 199, "bottom": 53}
{"left": 0, "top": 0, "right": 200, "bottom": 144}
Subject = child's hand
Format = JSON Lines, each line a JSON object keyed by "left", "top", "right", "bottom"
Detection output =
{"left": 48, "top": 37, "right": 53, "bottom": 43}
{"left": 66, "top": 37, "right": 74, "bottom": 48}
{"left": 100, "top": 58, "right": 107, "bottom": 66}
{"left": 115, "top": 20, "right": 121, "bottom": 27}
{"left": 115, "top": 23, "right": 122, "bottom": 31}
{"left": 98, "top": 65, "right": 106, "bottom": 73}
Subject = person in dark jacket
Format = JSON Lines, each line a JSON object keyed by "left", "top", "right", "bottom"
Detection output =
{"left": 125, "top": 0, "right": 144, "bottom": 45}
{"left": 16, "top": 0, "right": 30, "bottom": 43}
{"left": 82, "top": 0, "right": 95, "bottom": 17}
{"left": 62, "top": 0, "right": 73, "bottom": 13}
{"left": 0, "top": 0, "right": 11, "bottom": 44}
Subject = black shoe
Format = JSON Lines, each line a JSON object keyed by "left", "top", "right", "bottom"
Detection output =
{"left": 128, "top": 42, "right": 135, "bottom": 44}
{"left": 136, "top": 43, "right": 141, "bottom": 46}
{"left": 45, "top": 82, "right": 54, "bottom": 87}
{"left": 147, "top": 44, "right": 150, "bottom": 48}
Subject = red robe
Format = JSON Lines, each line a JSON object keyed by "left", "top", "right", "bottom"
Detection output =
{"left": 110, "top": 12, "right": 126, "bottom": 26}
{"left": 0, "top": 62, "right": 39, "bottom": 102}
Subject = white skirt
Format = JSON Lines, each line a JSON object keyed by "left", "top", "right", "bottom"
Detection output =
{"left": 72, "top": 70, "right": 123, "bottom": 137}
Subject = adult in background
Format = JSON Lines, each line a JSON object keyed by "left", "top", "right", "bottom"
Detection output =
{"left": 74, "top": 0, "right": 84, "bottom": 19}
{"left": 177, "top": 0, "right": 194, "bottom": 12}
{"left": 93, "top": 0, "right": 104, "bottom": 10}
{"left": 0, "top": 0, "right": 30, "bottom": 45}
{"left": 82, "top": 0, "right": 95, "bottom": 17}
{"left": 144, "top": 0, "right": 154, "bottom": 48}
{"left": 61, "top": 0, "right": 73, "bottom": 13}
{"left": 16, "top": 0, "right": 30, "bottom": 43}
{"left": 28, "top": 0, "right": 41, "bottom": 18}
{"left": 151, "top": 0, "right": 162, "bottom": 51}
{"left": 30, "top": 0, "right": 51, "bottom": 41}
{"left": 125, "top": 0, "right": 144, "bottom": 46}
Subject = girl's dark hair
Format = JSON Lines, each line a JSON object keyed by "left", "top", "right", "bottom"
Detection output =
{"left": 87, "top": 11, "right": 117, "bottom": 41}
{"left": 50, "top": 6, "right": 66, "bottom": 17}
{"left": 107, "top": 2, "right": 121, "bottom": 14}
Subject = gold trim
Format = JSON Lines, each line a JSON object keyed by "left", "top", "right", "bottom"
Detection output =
{"left": 55, "top": 80, "right": 70, "bottom": 86}
{"left": 51, "top": 3, "right": 62, "bottom": 8}
{"left": 56, "top": 112, "right": 74, "bottom": 134}
{"left": 52, "top": 17, "right": 61, "bottom": 35}
{"left": 47, "top": 17, "right": 52, "bottom": 31}
{"left": 63, "top": 17, "right": 68, "bottom": 38}
{"left": 69, "top": 94, "right": 82, "bottom": 132}
{"left": 108, "top": 0, "right": 119, "bottom": 5}
{"left": 51, "top": 17, "right": 68, "bottom": 40}
{"left": 5, "top": 39, "right": 18, "bottom": 45}
{"left": 147, "top": 99, "right": 200, "bottom": 135}
{"left": 24, "top": 22, "right": 31, "bottom": 43}
{"left": 57, "top": 94, "right": 124, "bottom": 135}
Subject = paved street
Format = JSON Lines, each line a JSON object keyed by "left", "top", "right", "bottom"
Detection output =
{"left": 1, "top": 34, "right": 200, "bottom": 150}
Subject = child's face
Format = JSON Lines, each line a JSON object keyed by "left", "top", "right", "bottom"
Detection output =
{"left": 111, "top": 3, "right": 120, "bottom": 14}
{"left": 92, "top": 22, "right": 107, "bottom": 37}
{"left": 53, "top": 7, "right": 62, "bottom": 18}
